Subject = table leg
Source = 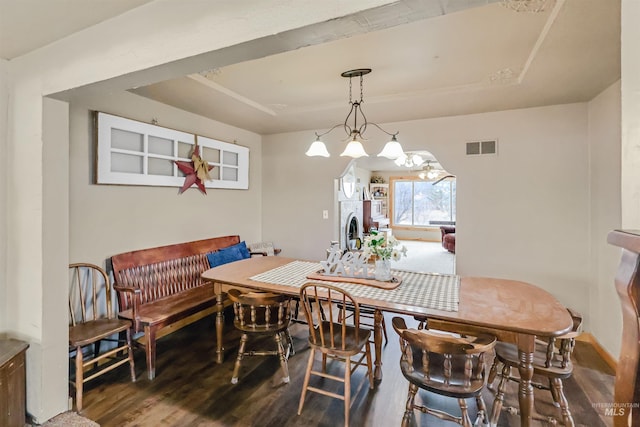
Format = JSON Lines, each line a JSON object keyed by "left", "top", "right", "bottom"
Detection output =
{"left": 373, "top": 309, "right": 384, "bottom": 384}
{"left": 215, "top": 285, "right": 225, "bottom": 364}
{"left": 517, "top": 335, "right": 535, "bottom": 427}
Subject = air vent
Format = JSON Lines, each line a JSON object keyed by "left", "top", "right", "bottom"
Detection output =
{"left": 466, "top": 140, "right": 498, "bottom": 156}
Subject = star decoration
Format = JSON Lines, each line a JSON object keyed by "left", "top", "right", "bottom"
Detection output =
{"left": 175, "top": 144, "right": 214, "bottom": 194}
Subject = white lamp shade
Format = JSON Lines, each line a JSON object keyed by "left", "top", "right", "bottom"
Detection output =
{"left": 394, "top": 153, "right": 407, "bottom": 167}
{"left": 340, "top": 140, "right": 369, "bottom": 158}
{"left": 305, "top": 139, "right": 330, "bottom": 157}
{"left": 411, "top": 154, "right": 425, "bottom": 166}
{"left": 377, "top": 137, "right": 404, "bottom": 159}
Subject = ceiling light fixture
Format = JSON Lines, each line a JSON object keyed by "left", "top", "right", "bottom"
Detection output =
{"left": 395, "top": 152, "right": 425, "bottom": 168}
{"left": 418, "top": 161, "right": 442, "bottom": 180}
{"left": 305, "top": 68, "right": 404, "bottom": 159}
{"left": 501, "top": 0, "right": 553, "bottom": 13}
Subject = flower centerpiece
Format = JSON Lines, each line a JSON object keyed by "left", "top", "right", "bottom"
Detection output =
{"left": 363, "top": 230, "right": 407, "bottom": 281}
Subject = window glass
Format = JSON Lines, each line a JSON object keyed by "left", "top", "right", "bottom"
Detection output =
{"left": 393, "top": 178, "right": 456, "bottom": 226}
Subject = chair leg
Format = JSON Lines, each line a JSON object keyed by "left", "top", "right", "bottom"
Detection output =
{"left": 381, "top": 315, "right": 388, "bottom": 345}
{"left": 126, "top": 329, "right": 136, "bottom": 382}
{"left": 298, "top": 349, "right": 316, "bottom": 415}
{"left": 402, "top": 383, "right": 418, "bottom": 427}
{"left": 283, "top": 330, "right": 295, "bottom": 356}
{"left": 549, "top": 377, "right": 560, "bottom": 407}
{"left": 487, "top": 358, "right": 500, "bottom": 390}
{"left": 490, "top": 363, "right": 511, "bottom": 425}
{"left": 144, "top": 325, "right": 157, "bottom": 380}
{"left": 93, "top": 341, "right": 101, "bottom": 359}
{"left": 344, "top": 357, "right": 351, "bottom": 427}
{"left": 75, "top": 346, "right": 84, "bottom": 412}
{"left": 274, "top": 333, "right": 290, "bottom": 383}
{"left": 365, "top": 342, "right": 374, "bottom": 389}
{"left": 459, "top": 398, "right": 472, "bottom": 427}
{"left": 476, "top": 394, "right": 489, "bottom": 425}
{"left": 231, "top": 333, "right": 248, "bottom": 384}
{"left": 551, "top": 378, "right": 575, "bottom": 427}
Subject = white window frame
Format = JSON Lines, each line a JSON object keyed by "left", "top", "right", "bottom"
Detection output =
{"left": 96, "top": 112, "right": 249, "bottom": 190}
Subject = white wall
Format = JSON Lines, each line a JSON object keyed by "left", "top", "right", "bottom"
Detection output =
{"left": 38, "top": 98, "right": 70, "bottom": 418}
{"left": 0, "top": 58, "right": 8, "bottom": 332}
{"left": 588, "top": 80, "right": 622, "bottom": 358}
{"left": 621, "top": 0, "right": 640, "bottom": 228}
{"left": 68, "top": 90, "right": 263, "bottom": 267}
{"left": 264, "top": 103, "right": 593, "bottom": 325}
{"left": 262, "top": 130, "right": 350, "bottom": 261}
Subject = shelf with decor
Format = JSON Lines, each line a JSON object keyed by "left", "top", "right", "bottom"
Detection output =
{"left": 369, "top": 183, "right": 389, "bottom": 217}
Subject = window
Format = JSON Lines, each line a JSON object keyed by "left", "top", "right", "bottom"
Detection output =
{"left": 96, "top": 112, "right": 249, "bottom": 189}
{"left": 392, "top": 177, "right": 456, "bottom": 227}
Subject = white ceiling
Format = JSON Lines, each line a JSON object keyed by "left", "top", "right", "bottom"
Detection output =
{"left": 0, "top": 0, "right": 620, "bottom": 172}
{"left": 0, "top": 0, "right": 154, "bottom": 60}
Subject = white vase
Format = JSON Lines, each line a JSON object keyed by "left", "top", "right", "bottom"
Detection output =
{"left": 374, "top": 258, "right": 392, "bottom": 282}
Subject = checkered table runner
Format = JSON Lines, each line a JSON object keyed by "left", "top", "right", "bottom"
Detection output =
{"left": 249, "top": 260, "right": 459, "bottom": 312}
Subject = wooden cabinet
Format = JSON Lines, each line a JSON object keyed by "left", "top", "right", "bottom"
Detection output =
{"left": 363, "top": 200, "right": 390, "bottom": 233}
{"left": 0, "top": 339, "right": 29, "bottom": 427}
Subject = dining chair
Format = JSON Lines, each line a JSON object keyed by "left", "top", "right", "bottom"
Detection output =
{"left": 68, "top": 263, "right": 136, "bottom": 412}
{"left": 228, "top": 289, "right": 293, "bottom": 384}
{"left": 391, "top": 316, "right": 496, "bottom": 427}
{"left": 487, "top": 307, "right": 583, "bottom": 426}
{"left": 298, "top": 283, "right": 374, "bottom": 427}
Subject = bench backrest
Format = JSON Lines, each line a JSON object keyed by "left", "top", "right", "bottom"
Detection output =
{"left": 111, "top": 235, "right": 240, "bottom": 310}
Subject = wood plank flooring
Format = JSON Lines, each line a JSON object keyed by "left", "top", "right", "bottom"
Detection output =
{"left": 79, "top": 311, "right": 615, "bottom": 427}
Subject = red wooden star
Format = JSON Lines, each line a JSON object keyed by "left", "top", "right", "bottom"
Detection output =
{"left": 175, "top": 145, "right": 214, "bottom": 195}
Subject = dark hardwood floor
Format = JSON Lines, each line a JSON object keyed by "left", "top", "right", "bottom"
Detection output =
{"left": 80, "top": 311, "right": 615, "bottom": 426}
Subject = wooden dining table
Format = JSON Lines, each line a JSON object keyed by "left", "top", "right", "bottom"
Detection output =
{"left": 201, "top": 256, "right": 573, "bottom": 427}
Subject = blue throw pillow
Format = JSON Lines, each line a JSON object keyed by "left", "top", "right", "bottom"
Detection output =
{"left": 228, "top": 241, "right": 251, "bottom": 259}
{"left": 206, "top": 242, "right": 251, "bottom": 268}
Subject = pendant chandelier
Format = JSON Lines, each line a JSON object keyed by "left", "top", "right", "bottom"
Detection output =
{"left": 305, "top": 68, "right": 404, "bottom": 159}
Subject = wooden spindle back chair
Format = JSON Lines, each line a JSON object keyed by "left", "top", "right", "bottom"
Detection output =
{"left": 488, "top": 308, "right": 583, "bottom": 426}
{"left": 298, "top": 283, "right": 374, "bottom": 427}
{"left": 227, "top": 289, "right": 293, "bottom": 384}
{"left": 68, "top": 263, "right": 135, "bottom": 412}
{"left": 392, "top": 317, "right": 496, "bottom": 427}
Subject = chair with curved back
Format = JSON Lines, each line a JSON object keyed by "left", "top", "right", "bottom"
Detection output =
{"left": 68, "top": 263, "right": 136, "bottom": 412}
{"left": 392, "top": 317, "right": 496, "bottom": 427}
{"left": 228, "top": 289, "right": 293, "bottom": 385}
{"left": 297, "top": 282, "right": 374, "bottom": 427}
{"left": 487, "top": 307, "right": 583, "bottom": 426}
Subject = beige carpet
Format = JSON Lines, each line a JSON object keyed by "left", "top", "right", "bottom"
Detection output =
{"left": 391, "top": 240, "right": 455, "bottom": 275}
{"left": 39, "top": 411, "right": 99, "bottom": 427}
